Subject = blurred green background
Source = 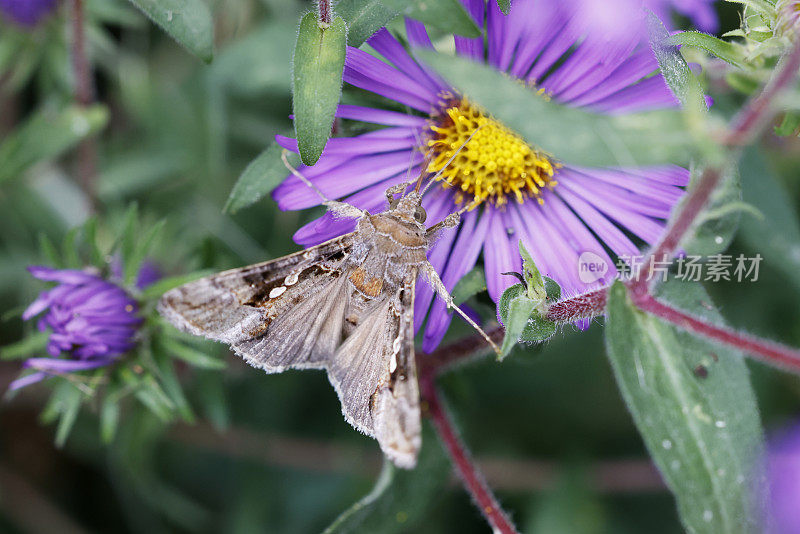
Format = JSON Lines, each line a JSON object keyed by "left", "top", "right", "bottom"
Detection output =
{"left": 1, "top": 0, "right": 799, "bottom": 532}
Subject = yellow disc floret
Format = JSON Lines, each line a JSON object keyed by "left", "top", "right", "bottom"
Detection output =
{"left": 425, "top": 97, "right": 559, "bottom": 208}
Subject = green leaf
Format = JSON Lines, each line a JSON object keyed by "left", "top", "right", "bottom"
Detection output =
{"left": 53, "top": 385, "right": 83, "bottom": 448}
{"left": 1, "top": 331, "right": 49, "bottom": 361}
{"left": 140, "top": 270, "right": 213, "bottom": 300}
{"left": 498, "top": 284, "right": 558, "bottom": 357}
{"left": 0, "top": 104, "right": 108, "bottom": 185}
{"left": 159, "top": 336, "right": 226, "bottom": 370}
{"left": 38, "top": 232, "right": 62, "bottom": 267}
{"left": 324, "top": 423, "right": 449, "bottom": 534}
{"left": 499, "top": 293, "right": 536, "bottom": 358}
{"left": 738, "top": 148, "right": 800, "bottom": 292}
{"left": 118, "top": 204, "right": 139, "bottom": 282}
{"left": 382, "top": 0, "right": 481, "bottom": 38}
{"left": 668, "top": 31, "right": 746, "bottom": 68}
{"left": 418, "top": 51, "right": 690, "bottom": 167}
{"left": 497, "top": 0, "right": 511, "bottom": 15}
{"left": 125, "top": 220, "right": 166, "bottom": 286}
{"left": 337, "top": 0, "right": 399, "bottom": 47}
{"left": 152, "top": 349, "right": 195, "bottom": 423}
{"left": 519, "top": 241, "right": 546, "bottom": 302}
{"left": 451, "top": 267, "right": 486, "bottom": 305}
{"left": 648, "top": 14, "right": 707, "bottom": 112}
{"left": 100, "top": 397, "right": 120, "bottom": 444}
{"left": 292, "top": 13, "right": 348, "bottom": 166}
{"left": 775, "top": 112, "right": 800, "bottom": 136}
{"left": 126, "top": 0, "right": 214, "bottom": 62}
{"left": 680, "top": 164, "right": 744, "bottom": 256}
{"left": 604, "top": 280, "right": 764, "bottom": 534}
{"left": 225, "top": 143, "right": 299, "bottom": 213}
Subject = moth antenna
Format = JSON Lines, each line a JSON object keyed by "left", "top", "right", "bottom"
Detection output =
{"left": 282, "top": 150, "right": 366, "bottom": 219}
{"left": 419, "top": 124, "right": 484, "bottom": 196}
{"left": 281, "top": 150, "right": 332, "bottom": 204}
{"left": 421, "top": 262, "right": 501, "bottom": 357}
{"left": 451, "top": 302, "right": 502, "bottom": 356}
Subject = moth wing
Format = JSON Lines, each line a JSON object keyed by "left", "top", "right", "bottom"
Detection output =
{"left": 158, "top": 233, "right": 353, "bottom": 371}
{"left": 327, "top": 274, "right": 421, "bottom": 468}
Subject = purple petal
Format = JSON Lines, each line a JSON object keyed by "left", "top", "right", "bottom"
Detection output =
{"left": 8, "top": 371, "right": 49, "bottom": 391}
{"left": 336, "top": 104, "right": 428, "bottom": 127}
{"left": 27, "top": 266, "right": 98, "bottom": 284}
{"left": 423, "top": 209, "right": 489, "bottom": 351}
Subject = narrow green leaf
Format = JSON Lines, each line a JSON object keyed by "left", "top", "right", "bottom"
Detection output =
{"left": 0, "top": 104, "right": 108, "bottom": 185}
{"left": 225, "top": 143, "right": 299, "bottom": 213}
{"left": 497, "top": 0, "right": 511, "bottom": 15}
{"left": 54, "top": 386, "right": 83, "bottom": 448}
{"left": 648, "top": 14, "right": 707, "bottom": 112}
{"left": 382, "top": 0, "right": 481, "bottom": 38}
{"left": 451, "top": 268, "right": 486, "bottom": 305}
{"left": 775, "top": 112, "right": 800, "bottom": 136}
{"left": 1, "top": 331, "right": 49, "bottom": 361}
{"left": 135, "top": 376, "right": 176, "bottom": 422}
{"left": 126, "top": 0, "right": 214, "bottom": 62}
{"left": 498, "top": 283, "right": 558, "bottom": 351}
{"left": 668, "top": 31, "right": 746, "bottom": 68}
{"left": 119, "top": 204, "right": 139, "bottom": 282}
{"left": 61, "top": 226, "right": 81, "bottom": 269}
{"left": 140, "top": 270, "right": 213, "bottom": 300}
{"left": 125, "top": 220, "right": 165, "bottom": 286}
{"left": 159, "top": 336, "right": 226, "bottom": 370}
{"left": 324, "top": 423, "right": 449, "bottom": 534}
{"left": 419, "top": 51, "right": 690, "bottom": 167}
{"left": 519, "top": 241, "right": 546, "bottom": 302}
{"left": 152, "top": 349, "right": 195, "bottom": 423}
{"left": 83, "top": 217, "right": 104, "bottom": 267}
{"left": 605, "top": 280, "right": 764, "bottom": 534}
{"left": 499, "top": 294, "right": 536, "bottom": 358}
{"left": 100, "top": 398, "right": 120, "bottom": 444}
{"left": 336, "top": 0, "right": 399, "bottom": 47}
{"left": 292, "top": 13, "right": 348, "bottom": 166}
{"left": 38, "top": 233, "right": 62, "bottom": 267}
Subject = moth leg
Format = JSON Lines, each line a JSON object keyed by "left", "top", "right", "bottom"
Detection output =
{"left": 425, "top": 212, "right": 460, "bottom": 238}
{"left": 282, "top": 150, "right": 365, "bottom": 220}
{"left": 421, "top": 262, "right": 501, "bottom": 356}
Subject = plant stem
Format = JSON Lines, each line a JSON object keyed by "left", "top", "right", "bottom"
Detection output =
{"left": 419, "top": 374, "right": 519, "bottom": 534}
{"left": 70, "top": 0, "right": 98, "bottom": 211}
{"left": 631, "top": 292, "right": 800, "bottom": 373}
{"left": 318, "top": 0, "right": 332, "bottom": 24}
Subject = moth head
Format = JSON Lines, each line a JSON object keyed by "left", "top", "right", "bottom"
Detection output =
{"left": 393, "top": 192, "right": 426, "bottom": 224}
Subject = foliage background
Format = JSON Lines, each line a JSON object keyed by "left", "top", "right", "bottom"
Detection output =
{"left": 1, "top": 0, "right": 799, "bottom": 532}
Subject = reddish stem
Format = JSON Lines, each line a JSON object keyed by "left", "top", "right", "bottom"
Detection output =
{"left": 420, "top": 374, "right": 519, "bottom": 534}
{"left": 631, "top": 292, "right": 800, "bottom": 373}
{"left": 70, "top": 0, "right": 98, "bottom": 211}
{"left": 318, "top": 0, "right": 332, "bottom": 24}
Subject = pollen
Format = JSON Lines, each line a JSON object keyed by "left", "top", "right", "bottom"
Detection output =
{"left": 425, "top": 97, "right": 559, "bottom": 208}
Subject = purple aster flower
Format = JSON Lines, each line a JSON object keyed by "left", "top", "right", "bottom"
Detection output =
{"left": 273, "top": 0, "right": 690, "bottom": 351}
{"left": 644, "top": 0, "right": 719, "bottom": 32}
{"left": 10, "top": 266, "right": 142, "bottom": 390}
{"left": 0, "top": 0, "right": 58, "bottom": 27}
{"left": 765, "top": 421, "right": 800, "bottom": 533}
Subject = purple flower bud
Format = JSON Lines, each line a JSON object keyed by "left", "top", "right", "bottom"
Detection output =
{"left": 0, "top": 0, "right": 58, "bottom": 27}
{"left": 10, "top": 266, "right": 143, "bottom": 390}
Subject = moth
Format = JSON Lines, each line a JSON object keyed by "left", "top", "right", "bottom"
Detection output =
{"left": 158, "top": 152, "right": 498, "bottom": 469}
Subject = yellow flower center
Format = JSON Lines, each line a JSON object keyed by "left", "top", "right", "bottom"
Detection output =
{"left": 425, "top": 97, "right": 559, "bottom": 208}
